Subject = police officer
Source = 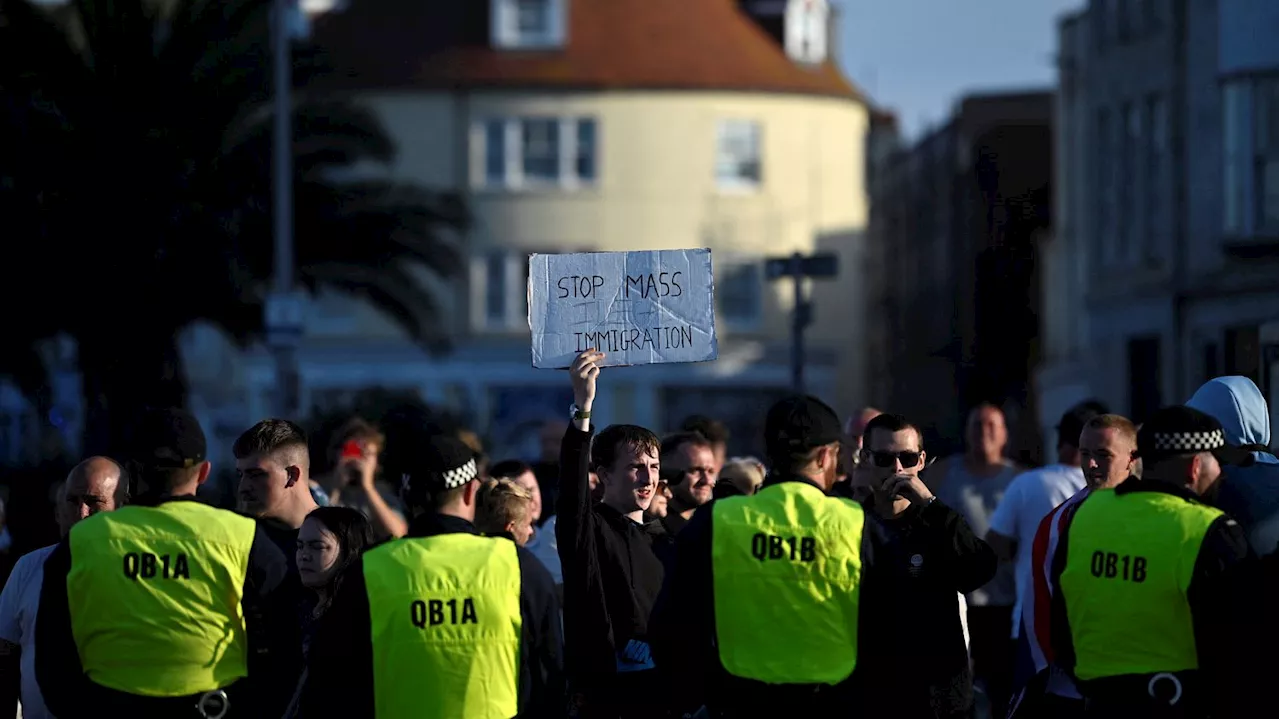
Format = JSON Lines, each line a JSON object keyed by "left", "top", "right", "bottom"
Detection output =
{"left": 652, "top": 395, "right": 882, "bottom": 715}
{"left": 297, "top": 433, "right": 563, "bottom": 718}
{"left": 35, "top": 408, "right": 290, "bottom": 718}
{"left": 1048, "top": 405, "right": 1263, "bottom": 718}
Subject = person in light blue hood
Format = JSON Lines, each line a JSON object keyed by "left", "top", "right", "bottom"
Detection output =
{"left": 1186, "top": 375, "right": 1279, "bottom": 557}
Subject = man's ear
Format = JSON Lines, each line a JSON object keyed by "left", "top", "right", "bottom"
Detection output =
{"left": 196, "top": 461, "right": 212, "bottom": 487}
{"left": 463, "top": 480, "right": 480, "bottom": 506}
{"left": 1188, "top": 454, "right": 1208, "bottom": 487}
{"left": 285, "top": 466, "right": 300, "bottom": 488}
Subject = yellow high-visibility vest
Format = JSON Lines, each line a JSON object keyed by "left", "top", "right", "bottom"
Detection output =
{"left": 363, "top": 532, "right": 522, "bottom": 719}
{"left": 712, "top": 481, "right": 865, "bottom": 685}
{"left": 1059, "top": 488, "right": 1222, "bottom": 680}
{"left": 68, "top": 501, "right": 255, "bottom": 696}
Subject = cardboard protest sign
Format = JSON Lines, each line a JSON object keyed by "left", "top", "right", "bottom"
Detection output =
{"left": 528, "top": 249, "right": 719, "bottom": 369}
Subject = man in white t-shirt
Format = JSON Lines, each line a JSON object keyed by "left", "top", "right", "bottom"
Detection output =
{"left": 0, "top": 457, "right": 125, "bottom": 719}
{"left": 986, "top": 405, "right": 1101, "bottom": 642}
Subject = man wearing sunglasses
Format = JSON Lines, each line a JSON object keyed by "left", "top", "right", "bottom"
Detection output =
{"left": 857, "top": 413, "right": 998, "bottom": 719}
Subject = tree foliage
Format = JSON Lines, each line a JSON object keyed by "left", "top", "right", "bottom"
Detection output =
{"left": 0, "top": 0, "right": 466, "bottom": 453}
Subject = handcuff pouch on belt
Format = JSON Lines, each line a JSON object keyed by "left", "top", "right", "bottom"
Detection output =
{"left": 196, "top": 689, "right": 229, "bottom": 719}
{"left": 1147, "top": 672, "right": 1184, "bottom": 706}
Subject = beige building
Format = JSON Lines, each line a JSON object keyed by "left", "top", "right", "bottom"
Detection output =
{"left": 227, "top": 0, "right": 871, "bottom": 458}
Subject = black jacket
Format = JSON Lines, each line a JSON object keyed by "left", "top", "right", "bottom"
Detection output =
{"left": 34, "top": 495, "right": 291, "bottom": 718}
{"left": 296, "top": 513, "right": 564, "bottom": 718}
{"left": 555, "top": 425, "right": 667, "bottom": 697}
{"left": 1048, "top": 478, "right": 1262, "bottom": 717}
{"left": 857, "top": 495, "right": 998, "bottom": 718}
{"left": 650, "top": 475, "right": 888, "bottom": 713}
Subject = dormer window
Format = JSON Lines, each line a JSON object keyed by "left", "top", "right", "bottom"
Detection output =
{"left": 492, "top": 0, "right": 566, "bottom": 49}
{"left": 785, "top": 0, "right": 828, "bottom": 64}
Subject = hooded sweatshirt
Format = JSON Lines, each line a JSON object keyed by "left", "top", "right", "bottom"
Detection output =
{"left": 1186, "top": 375, "right": 1279, "bottom": 556}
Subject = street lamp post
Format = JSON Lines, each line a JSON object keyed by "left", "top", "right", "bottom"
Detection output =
{"left": 267, "top": 0, "right": 303, "bottom": 418}
{"left": 764, "top": 251, "right": 839, "bottom": 394}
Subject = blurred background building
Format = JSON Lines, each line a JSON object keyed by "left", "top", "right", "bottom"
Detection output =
{"left": 1, "top": 0, "right": 1275, "bottom": 468}
{"left": 198, "top": 0, "right": 870, "bottom": 462}
{"left": 1035, "top": 0, "right": 1278, "bottom": 456}
{"left": 864, "top": 91, "right": 1053, "bottom": 461}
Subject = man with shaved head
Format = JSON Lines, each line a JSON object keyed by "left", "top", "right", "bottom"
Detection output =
{"left": 0, "top": 456, "right": 125, "bottom": 719}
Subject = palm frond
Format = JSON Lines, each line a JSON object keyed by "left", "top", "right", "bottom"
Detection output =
{"left": 303, "top": 262, "right": 452, "bottom": 352}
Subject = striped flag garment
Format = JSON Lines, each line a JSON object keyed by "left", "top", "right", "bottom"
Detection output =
{"left": 1025, "top": 486, "right": 1090, "bottom": 679}
{"left": 1007, "top": 487, "right": 1090, "bottom": 717}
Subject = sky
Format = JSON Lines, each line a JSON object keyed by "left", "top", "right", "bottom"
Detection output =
{"left": 839, "top": 0, "right": 1084, "bottom": 141}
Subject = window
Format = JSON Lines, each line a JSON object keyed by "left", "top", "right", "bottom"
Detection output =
{"left": 1225, "top": 325, "right": 1262, "bottom": 385}
{"left": 1201, "top": 341, "right": 1221, "bottom": 383}
{"left": 473, "top": 117, "right": 598, "bottom": 190}
{"left": 521, "top": 118, "right": 559, "bottom": 182}
{"left": 1143, "top": 94, "right": 1166, "bottom": 260}
{"left": 717, "top": 260, "right": 763, "bottom": 329}
{"left": 1118, "top": 101, "right": 1138, "bottom": 261}
{"left": 490, "top": 0, "right": 565, "bottom": 49}
{"left": 1254, "top": 80, "right": 1279, "bottom": 234}
{"left": 472, "top": 252, "right": 530, "bottom": 331}
{"left": 1224, "top": 82, "right": 1249, "bottom": 232}
{"left": 785, "top": 0, "right": 828, "bottom": 64}
{"left": 716, "top": 120, "right": 762, "bottom": 190}
{"left": 574, "top": 120, "right": 596, "bottom": 180}
{"left": 1115, "top": 0, "right": 1133, "bottom": 42}
{"left": 483, "top": 120, "right": 506, "bottom": 185}
{"left": 1138, "top": 0, "right": 1160, "bottom": 31}
{"left": 1126, "top": 335, "right": 1162, "bottom": 424}
{"left": 1100, "top": 0, "right": 1120, "bottom": 45}
{"left": 1095, "top": 108, "right": 1115, "bottom": 261}
{"left": 484, "top": 253, "right": 507, "bottom": 326}
{"left": 1223, "top": 76, "right": 1279, "bottom": 237}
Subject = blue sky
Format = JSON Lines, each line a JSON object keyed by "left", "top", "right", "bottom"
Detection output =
{"left": 839, "top": 0, "right": 1084, "bottom": 140}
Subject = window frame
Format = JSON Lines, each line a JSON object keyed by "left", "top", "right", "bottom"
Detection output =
{"left": 490, "top": 0, "right": 566, "bottom": 50}
{"left": 471, "top": 116, "right": 599, "bottom": 192}
{"left": 1142, "top": 93, "right": 1167, "bottom": 262}
{"left": 470, "top": 251, "right": 532, "bottom": 332}
{"left": 715, "top": 119, "right": 764, "bottom": 192}
{"left": 784, "top": 0, "right": 829, "bottom": 64}
{"left": 1222, "top": 73, "right": 1279, "bottom": 239}
{"left": 1094, "top": 106, "right": 1115, "bottom": 262}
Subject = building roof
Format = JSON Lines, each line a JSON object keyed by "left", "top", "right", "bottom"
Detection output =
{"left": 311, "top": 0, "right": 864, "bottom": 102}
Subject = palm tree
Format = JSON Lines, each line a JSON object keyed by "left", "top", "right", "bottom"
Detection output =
{"left": 0, "top": 0, "right": 466, "bottom": 454}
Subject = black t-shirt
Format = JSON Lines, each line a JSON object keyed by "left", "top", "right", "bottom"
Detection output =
{"left": 254, "top": 519, "right": 310, "bottom": 699}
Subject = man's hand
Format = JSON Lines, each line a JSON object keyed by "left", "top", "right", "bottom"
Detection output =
{"left": 570, "top": 350, "right": 604, "bottom": 412}
{"left": 341, "top": 454, "right": 377, "bottom": 491}
{"left": 882, "top": 472, "right": 935, "bottom": 507}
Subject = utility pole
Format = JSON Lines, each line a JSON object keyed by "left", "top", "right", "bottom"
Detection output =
{"left": 765, "top": 251, "right": 839, "bottom": 394}
{"left": 266, "top": 0, "right": 304, "bottom": 418}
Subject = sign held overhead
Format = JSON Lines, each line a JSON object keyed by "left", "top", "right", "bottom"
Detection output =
{"left": 528, "top": 249, "right": 719, "bottom": 369}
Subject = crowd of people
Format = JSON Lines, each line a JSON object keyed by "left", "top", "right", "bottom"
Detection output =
{"left": 0, "top": 350, "right": 1274, "bottom": 718}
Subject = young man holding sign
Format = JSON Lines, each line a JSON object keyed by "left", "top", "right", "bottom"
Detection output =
{"left": 557, "top": 350, "right": 671, "bottom": 718}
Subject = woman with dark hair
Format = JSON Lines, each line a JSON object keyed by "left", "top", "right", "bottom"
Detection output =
{"left": 297, "top": 506, "right": 376, "bottom": 624}
{"left": 284, "top": 506, "right": 375, "bottom": 718}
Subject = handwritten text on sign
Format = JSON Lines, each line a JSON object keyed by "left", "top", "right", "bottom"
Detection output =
{"left": 528, "top": 249, "right": 719, "bottom": 368}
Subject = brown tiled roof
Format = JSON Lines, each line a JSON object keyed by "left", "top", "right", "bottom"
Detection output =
{"left": 312, "top": 0, "right": 864, "bottom": 102}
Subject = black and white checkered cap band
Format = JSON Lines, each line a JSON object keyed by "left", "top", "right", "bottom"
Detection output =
{"left": 399, "top": 458, "right": 479, "bottom": 493}
{"left": 441, "top": 459, "right": 479, "bottom": 489}
{"left": 1152, "top": 429, "right": 1225, "bottom": 452}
